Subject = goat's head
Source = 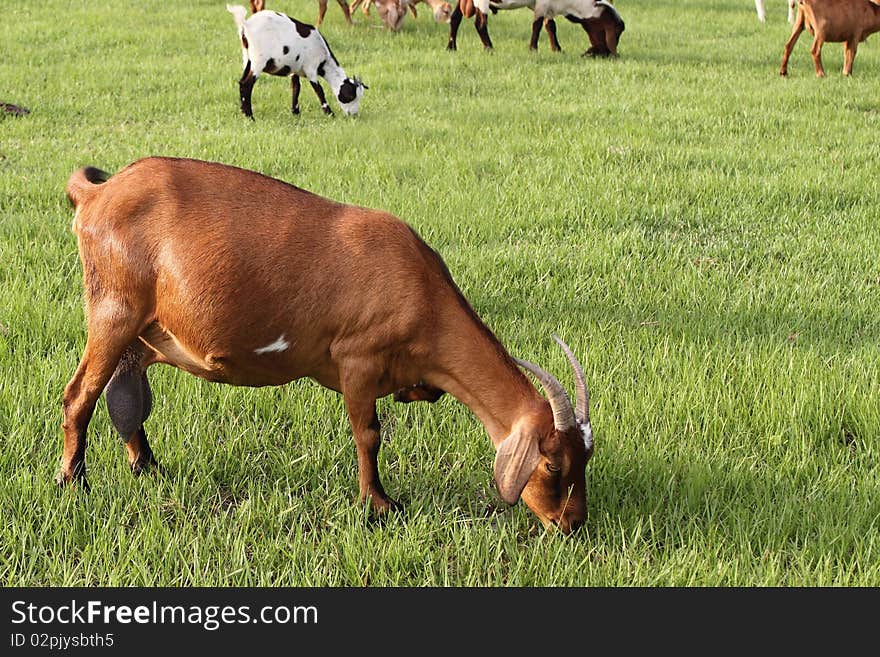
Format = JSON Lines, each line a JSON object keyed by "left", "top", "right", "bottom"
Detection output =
{"left": 376, "top": 0, "right": 407, "bottom": 31}
{"left": 433, "top": 2, "right": 453, "bottom": 23}
{"left": 494, "top": 336, "right": 593, "bottom": 533}
{"left": 337, "top": 77, "right": 368, "bottom": 115}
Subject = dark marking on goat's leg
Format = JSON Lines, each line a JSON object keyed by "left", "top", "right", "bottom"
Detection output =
{"left": 105, "top": 344, "right": 158, "bottom": 475}
{"left": 309, "top": 80, "right": 332, "bottom": 115}
{"left": 57, "top": 314, "right": 145, "bottom": 490}
{"left": 393, "top": 383, "right": 446, "bottom": 404}
{"left": 529, "top": 17, "right": 543, "bottom": 50}
{"left": 603, "top": 23, "right": 621, "bottom": 56}
{"left": 344, "top": 395, "right": 401, "bottom": 514}
{"left": 545, "top": 18, "right": 561, "bottom": 52}
{"left": 447, "top": 4, "right": 462, "bottom": 50}
{"left": 584, "top": 21, "right": 611, "bottom": 56}
{"left": 291, "top": 75, "right": 301, "bottom": 114}
{"left": 336, "top": 0, "right": 353, "bottom": 24}
{"left": 474, "top": 10, "right": 493, "bottom": 50}
{"left": 239, "top": 61, "right": 256, "bottom": 119}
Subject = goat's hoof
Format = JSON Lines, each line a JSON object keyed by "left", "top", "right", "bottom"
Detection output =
{"left": 55, "top": 469, "right": 90, "bottom": 492}
{"left": 292, "top": 107, "right": 300, "bottom": 115}
{"left": 447, "top": 43, "right": 457, "bottom": 51}
{"left": 364, "top": 494, "right": 403, "bottom": 515}
{"left": 130, "top": 453, "right": 159, "bottom": 477}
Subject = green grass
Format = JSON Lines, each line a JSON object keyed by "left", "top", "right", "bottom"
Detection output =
{"left": 2, "top": 0, "right": 879, "bottom": 586}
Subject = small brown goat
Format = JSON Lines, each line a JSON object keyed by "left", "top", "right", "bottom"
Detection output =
{"left": 780, "top": 0, "right": 880, "bottom": 76}
{"left": 60, "top": 157, "right": 595, "bottom": 533}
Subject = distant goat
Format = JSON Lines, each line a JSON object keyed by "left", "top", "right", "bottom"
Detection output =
{"left": 228, "top": 5, "right": 366, "bottom": 119}
{"left": 780, "top": 0, "right": 880, "bottom": 76}
{"left": 352, "top": 0, "right": 453, "bottom": 24}
{"left": 755, "top": 0, "right": 797, "bottom": 23}
{"left": 447, "top": 0, "right": 624, "bottom": 56}
{"left": 60, "top": 157, "right": 595, "bottom": 533}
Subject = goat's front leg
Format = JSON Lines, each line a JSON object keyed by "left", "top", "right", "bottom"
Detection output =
{"left": 336, "top": 0, "right": 353, "bottom": 24}
{"left": 317, "top": 0, "right": 329, "bottom": 25}
{"left": 447, "top": 3, "right": 463, "bottom": 50}
{"left": 291, "top": 75, "right": 302, "bottom": 114}
{"left": 544, "top": 18, "right": 561, "bottom": 52}
{"left": 810, "top": 36, "right": 826, "bottom": 77}
{"left": 309, "top": 80, "right": 333, "bottom": 115}
{"left": 474, "top": 10, "right": 493, "bottom": 50}
{"left": 529, "top": 17, "right": 543, "bottom": 50}
{"left": 104, "top": 343, "right": 158, "bottom": 475}
{"left": 239, "top": 61, "right": 257, "bottom": 119}
{"left": 843, "top": 39, "right": 858, "bottom": 76}
{"left": 779, "top": 9, "right": 804, "bottom": 75}
{"left": 342, "top": 395, "right": 400, "bottom": 514}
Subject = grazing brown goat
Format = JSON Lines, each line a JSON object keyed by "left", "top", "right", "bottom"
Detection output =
{"left": 780, "top": 0, "right": 880, "bottom": 76}
{"left": 60, "top": 157, "right": 595, "bottom": 533}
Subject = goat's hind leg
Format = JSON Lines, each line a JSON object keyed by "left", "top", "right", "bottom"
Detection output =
{"left": 291, "top": 75, "right": 302, "bottom": 115}
{"left": 239, "top": 61, "right": 257, "bottom": 119}
{"left": 105, "top": 343, "right": 158, "bottom": 476}
{"left": 57, "top": 302, "right": 145, "bottom": 489}
{"left": 779, "top": 8, "right": 805, "bottom": 75}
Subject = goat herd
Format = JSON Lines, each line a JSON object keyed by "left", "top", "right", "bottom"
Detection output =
{"left": 52, "top": 0, "right": 880, "bottom": 534}
{"left": 226, "top": 0, "right": 880, "bottom": 120}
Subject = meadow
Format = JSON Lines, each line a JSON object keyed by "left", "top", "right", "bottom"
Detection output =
{"left": 1, "top": 0, "right": 879, "bottom": 586}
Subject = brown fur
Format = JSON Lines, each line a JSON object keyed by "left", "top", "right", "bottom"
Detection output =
{"left": 59, "top": 157, "right": 592, "bottom": 532}
{"left": 780, "top": 0, "right": 880, "bottom": 76}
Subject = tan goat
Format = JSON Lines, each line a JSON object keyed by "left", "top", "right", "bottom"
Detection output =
{"left": 351, "top": 0, "right": 454, "bottom": 24}
{"left": 60, "top": 157, "right": 595, "bottom": 533}
{"left": 780, "top": 0, "right": 880, "bottom": 76}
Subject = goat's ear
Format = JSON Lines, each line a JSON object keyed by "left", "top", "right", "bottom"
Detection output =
{"left": 493, "top": 427, "right": 541, "bottom": 504}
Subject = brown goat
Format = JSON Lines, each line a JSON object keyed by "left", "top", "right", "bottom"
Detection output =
{"left": 60, "top": 157, "right": 595, "bottom": 533}
{"left": 780, "top": 0, "right": 880, "bottom": 76}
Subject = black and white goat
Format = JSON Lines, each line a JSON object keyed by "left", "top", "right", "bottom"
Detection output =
{"left": 228, "top": 5, "right": 367, "bottom": 120}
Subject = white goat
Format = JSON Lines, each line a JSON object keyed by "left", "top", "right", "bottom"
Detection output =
{"left": 227, "top": 5, "right": 367, "bottom": 120}
{"left": 755, "top": 0, "right": 797, "bottom": 23}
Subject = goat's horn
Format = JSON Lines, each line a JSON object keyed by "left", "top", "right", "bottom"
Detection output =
{"left": 552, "top": 334, "right": 589, "bottom": 425}
{"left": 514, "top": 357, "right": 576, "bottom": 431}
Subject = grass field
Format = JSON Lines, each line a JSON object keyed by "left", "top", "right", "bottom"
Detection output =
{"left": 1, "top": 0, "right": 879, "bottom": 586}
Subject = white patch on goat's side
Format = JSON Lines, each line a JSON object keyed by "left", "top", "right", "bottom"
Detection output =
{"left": 579, "top": 421, "right": 593, "bottom": 452}
{"left": 254, "top": 334, "right": 290, "bottom": 354}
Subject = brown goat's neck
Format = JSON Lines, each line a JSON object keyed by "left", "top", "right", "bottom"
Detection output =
{"left": 430, "top": 299, "right": 546, "bottom": 447}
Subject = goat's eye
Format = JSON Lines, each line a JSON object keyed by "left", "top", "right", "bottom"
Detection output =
{"left": 545, "top": 463, "right": 561, "bottom": 473}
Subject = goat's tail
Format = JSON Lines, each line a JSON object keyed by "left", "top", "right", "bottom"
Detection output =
{"left": 227, "top": 4, "right": 248, "bottom": 29}
{"left": 66, "top": 166, "right": 110, "bottom": 210}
